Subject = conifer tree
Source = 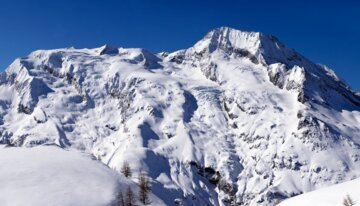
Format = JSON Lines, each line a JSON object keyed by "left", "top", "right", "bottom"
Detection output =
{"left": 343, "top": 194, "right": 356, "bottom": 206}
{"left": 125, "top": 187, "right": 135, "bottom": 206}
{"left": 121, "top": 161, "right": 132, "bottom": 178}
{"left": 138, "top": 172, "right": 151, "bottom": 205}
{"left": 116, "top": 190, "right": 125, "bottom": 206}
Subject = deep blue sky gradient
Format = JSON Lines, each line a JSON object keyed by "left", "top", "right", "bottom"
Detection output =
{"left": 1, "top": 0, "right": 359, "bottom": 90}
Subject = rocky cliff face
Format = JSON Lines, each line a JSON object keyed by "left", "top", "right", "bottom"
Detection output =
{"left": 0, "top": 27, "right": 360, "bottom": 205}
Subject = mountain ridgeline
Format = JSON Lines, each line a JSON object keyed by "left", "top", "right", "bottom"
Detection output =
{"left": 0, "top": 27, "right": 360, "bottom": 205}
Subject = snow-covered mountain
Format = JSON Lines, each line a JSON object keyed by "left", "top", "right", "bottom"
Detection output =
{"left": 0, "top": 27, "right": 360, "bottom": 205}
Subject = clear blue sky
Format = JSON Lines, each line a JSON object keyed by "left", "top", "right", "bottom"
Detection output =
{"left": 1, "top": 0, "right": 359, "bottom": 90}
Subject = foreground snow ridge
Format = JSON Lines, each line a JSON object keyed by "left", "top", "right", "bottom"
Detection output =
{"left": 0, "top": 146, "right": 120, "bottom": 206}
{"left": 0, "top": 27, "right": 360, "bottom": 205}
{"left": 279, "top": 178, "right": 360, "bottom": 206}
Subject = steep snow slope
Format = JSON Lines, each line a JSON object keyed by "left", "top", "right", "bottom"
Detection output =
{"left": 279, "top": 178, "right": 360, "bottom": 206}
{"left": 0, "top": 27, "right": 359, "bottom": 205}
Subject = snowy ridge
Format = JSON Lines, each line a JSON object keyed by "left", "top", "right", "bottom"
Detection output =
{"left": 279, "top": 177, "right": 360, "bottom": 206}
{"left": 0, "top": 27, "right": 360, "bottom": 205}
{"left": 0, "top": 145, "right": 164, "bottom": 206}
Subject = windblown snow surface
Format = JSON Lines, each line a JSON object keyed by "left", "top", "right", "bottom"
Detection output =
{"left": 0, "top": 27, "right": 360, "bottom": 205}
{"left": 0, "top": 145, "right": 124, "bottom": 206}
{"left": 279, "top": 178, "right": 360, "bottom": 206}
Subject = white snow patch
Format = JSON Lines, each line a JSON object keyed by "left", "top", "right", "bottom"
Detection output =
{"left": 0, "top": 146, "right": 121, "bottom": 206}
{"left": 279, "top": 178, "right": 360, "bottom": 206}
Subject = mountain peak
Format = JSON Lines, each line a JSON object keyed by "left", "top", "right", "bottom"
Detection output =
{"left": 98, "top": 44, "right": 119, "bottom": 55}
{"left": 192, "top": 27, "right": 261, "bottom": 54}
{"left": 190, "top": 27, "right": 305, "bottom": 67}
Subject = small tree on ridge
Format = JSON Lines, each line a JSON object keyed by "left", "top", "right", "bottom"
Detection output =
{"left": 121, "top": 161, "right": 132, "bottom": 178}
{"left": 125, "top": 186, "right": 136, "bottom": 206}
{"left": 138, "top": 172, "right": 151, "bottom": 205}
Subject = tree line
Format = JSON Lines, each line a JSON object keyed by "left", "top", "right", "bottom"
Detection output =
{"left": 116, "top": 161, "right": 151, "bottom": 206}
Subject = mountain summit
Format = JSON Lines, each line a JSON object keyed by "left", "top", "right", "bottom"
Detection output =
{"left": 0, "top": 27, "right": 359, "bottom": 205}
{"left": 190, "top": 27, "right": 304, "bottom": 66}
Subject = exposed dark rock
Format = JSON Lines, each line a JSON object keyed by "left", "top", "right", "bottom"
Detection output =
{"left": 99, "top": 45, "right": 119, "bottom": 55}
